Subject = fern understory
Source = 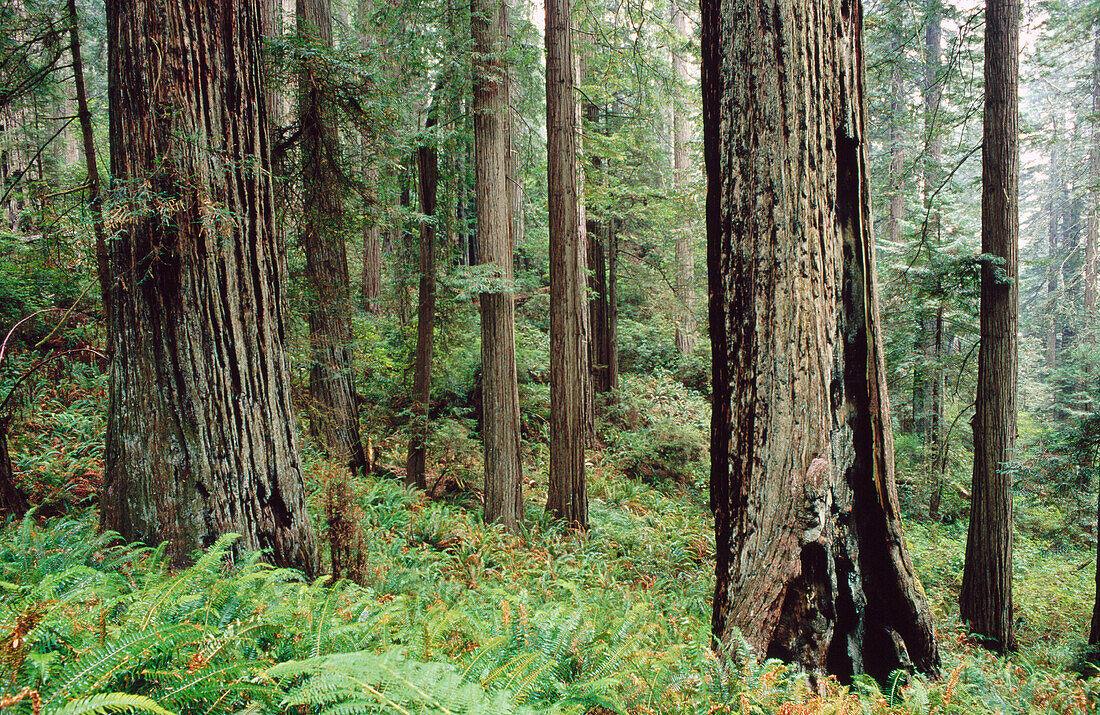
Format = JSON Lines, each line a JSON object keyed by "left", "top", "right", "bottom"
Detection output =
{"left": 0, "top": 371, "right": 1099, "bottom": 713}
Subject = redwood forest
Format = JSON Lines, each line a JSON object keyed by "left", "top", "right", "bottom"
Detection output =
{"left": 2, "top": 0, "right": 1100, "bottom": 711}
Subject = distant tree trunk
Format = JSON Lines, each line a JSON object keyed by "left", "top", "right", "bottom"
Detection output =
{"left": 0, "top": 419, "right": 28, "bottom": 518}
{"left": 406, "top": 112, "right": 439, "bottom": 492}
{"left": 298, "top": 0, "right": 367, "bottom": 470}
{"left": 545, "top": 0, "right": 589, "bottom": 528}
{"left": 1087, "top": 19, "right": 1100, "bottom": 317}
{"left": 961, "top": 0, "right": 1019, "bottom": 654}
{"left": 102, "top": 0, "right": 318, "bottom": 575}
{"left": 583, "top": 95, "right": 611, "bottom": 394}
{"left": 607, "top": 220, "right": 619, "bottom": 391}
{"left": 358, "top": 0, "right": 382, "bottom": 314}
{"left": 886, "top": 14, "right": 905, "bottom": 247}
{"left": 672, "top": 0, "right": 695, "bottom": 356}
{"left": 474, "top": 0, "right": 523, "bottom": 530}
{"left": 923, "top": 0, "right": 946, "bottom": 520}
{"left": 928, "top": 304, "right": 946, "bottom": 519}
{"left": 1089, "top": 479, "right": 1100, "bottom": 663}
{"left": 589, "top": 224, "right": 611, "bottom": 393}
{"left": 508, "top": 50, "right": 525, "bottom": 270}
{"left": 703, "top": 0, "right": 939, "bottom": 680}
{"left": 1046, "top": 133, "right": 1060, "bottom": 371}
{"left": 67, "top": 0, "right": 109, "bottom": 315}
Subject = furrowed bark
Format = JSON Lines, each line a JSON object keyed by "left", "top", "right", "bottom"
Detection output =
{"left": 474, "top": 0, "right": 523, "bottom": 529}
{"left": 406, "top": 111, "right": 439, "bottom": 492}
{"left": 704, "top": 0, "right": 939, "bottom": 681}
{"left": 102, "top": 0, "right": 318, "bottom": 575}
{"left": 545, "top": 0, "right": 590, "bottom": 527}
{"left": 960, "top": 0, "right": 1020, "bottom": 654}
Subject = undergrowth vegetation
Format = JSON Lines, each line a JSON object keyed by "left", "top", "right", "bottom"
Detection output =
{"left": 1, "top": 448, "right": 1099, "bottom": 713}
{"left": 1, "top": 321, "right": 1099, "bottom": 713}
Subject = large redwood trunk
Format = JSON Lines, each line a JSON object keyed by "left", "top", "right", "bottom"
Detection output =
{"left": 474, "top": 0, "right": 523, "bottom": 530}
{"left": 102, "top": 0, "right": 318, "bottom": 574}
{"left": 961, "top": 0, "right": 1020, "bottom": 654}
{"left": 703, "top": 0, "right": 938, "bottom": 680}
{"left": 298, "top": 0, "right": 367, "bottom": 470}
{"left": 545, "top": 0, "right": 590, "bottom": 527}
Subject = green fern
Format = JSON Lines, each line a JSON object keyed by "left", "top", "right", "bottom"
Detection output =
{"left": 50, "top": 693, "right": 174, "bottom": 715}
{"left": 270, "top": 649, "right": 537, "bottom": 715}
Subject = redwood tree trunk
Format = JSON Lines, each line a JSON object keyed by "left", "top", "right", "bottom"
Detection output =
{"left": 545, "top": 0, "right": 590, "bottom": 527}
{"left": 406, "top": 113, "right": 439, "bottom": 492}
{"left": 298, "top": 0, "right": 367, "bottom": 471}
{"left": 960, "top": 0, "right": 1019, "bottom": 654}
{"left": 102, "top": 0, "right": 318, "bottom": 574}
{"left": 703, "top": 0, "right": 939, "bottom": 680}
{"left": 474, "top": 0, "right": 523, "bottom": 530}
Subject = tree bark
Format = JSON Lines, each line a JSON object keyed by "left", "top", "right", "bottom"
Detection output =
{"left": 406, "top": 112, "right": 439, "bottom": 492}
{"left": 545, "top": 0, "right": 589, "bottom": 528}
{"left": 474, "top": 0, "right": 523, "bottom": 530}
{"left": 703, "top": 0, "right": 939, "bottom": 680}
{"left": 102, "top": 0, "right": 318, "bottom": 575}
{"left": 672, "top": 0, "right": 695, "bottom": 356}
{"left": 960, "top": 0, "right": 1019, "bottom": 654}
{"left": 298, "top": 0, "right": 367, "bottom": 470}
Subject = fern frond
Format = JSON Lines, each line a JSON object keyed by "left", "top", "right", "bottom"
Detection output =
{"left": 45, "top": 623, "right": 199, "bottom": 708}
{"left": 50, "top": 692, "right": 175, "bottom": 715}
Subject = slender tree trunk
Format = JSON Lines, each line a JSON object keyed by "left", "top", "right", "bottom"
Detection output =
{"left": 928, "top": 304, "right": 946, "bottom": 519}
{"left": 588, "top": 224, "right": 611, "bottom": 393}
{"left": 1089, "top": 472, "right": 1100, "bottom": 663}
{"left": 358, "top": 0, "right": 382, "bottom": 313}
{"left": 1087, "top": 20, "right": 1100, "bottom": 317}
{"left": 67, "top": 0, "right": 109, "bottom": 314}
{"left": 1046, "top": 133, "right": 1060, "bottom": 371}
{"left": 672, "top": 0, "right": 695, "bottom": 356}
{"left": 703, "top": 0, "right": 939, "bottom": 680}
{"left": 102, "top": 0, "right": 318, "bottom": 574}
{"left": 961, "top": 0, "right": 1019, "bottom": 654}
{"left": 474, "top": 0, "right": 523, "bottom": 530}
{"left": 406, "top": 112, "right": 439, "bottom": 492}
{"left": 545, "top": 0, "right": 589, "bottom": 527}
{"left": 0, "top": 419, "right": 28, "bottom": 518}
{"left": 298, "top": 0, "right": 367, "bottom": 470}
{"left": 607, "top": 219, "right": 619, "bottom": 391}
{"left": 923, "top": 0, "right": 946, "bottom": 518}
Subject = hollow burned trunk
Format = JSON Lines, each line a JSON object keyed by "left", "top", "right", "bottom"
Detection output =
{"left": 703, "top": 0, "right": 939, "bottom": 681}
{"left": 102, "top": 0, "right": 318, "bottom": 575}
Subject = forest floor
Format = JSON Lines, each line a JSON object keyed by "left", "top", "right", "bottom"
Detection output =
{"left": 0, "top": 365, "right": 1098, "bottom": 713}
